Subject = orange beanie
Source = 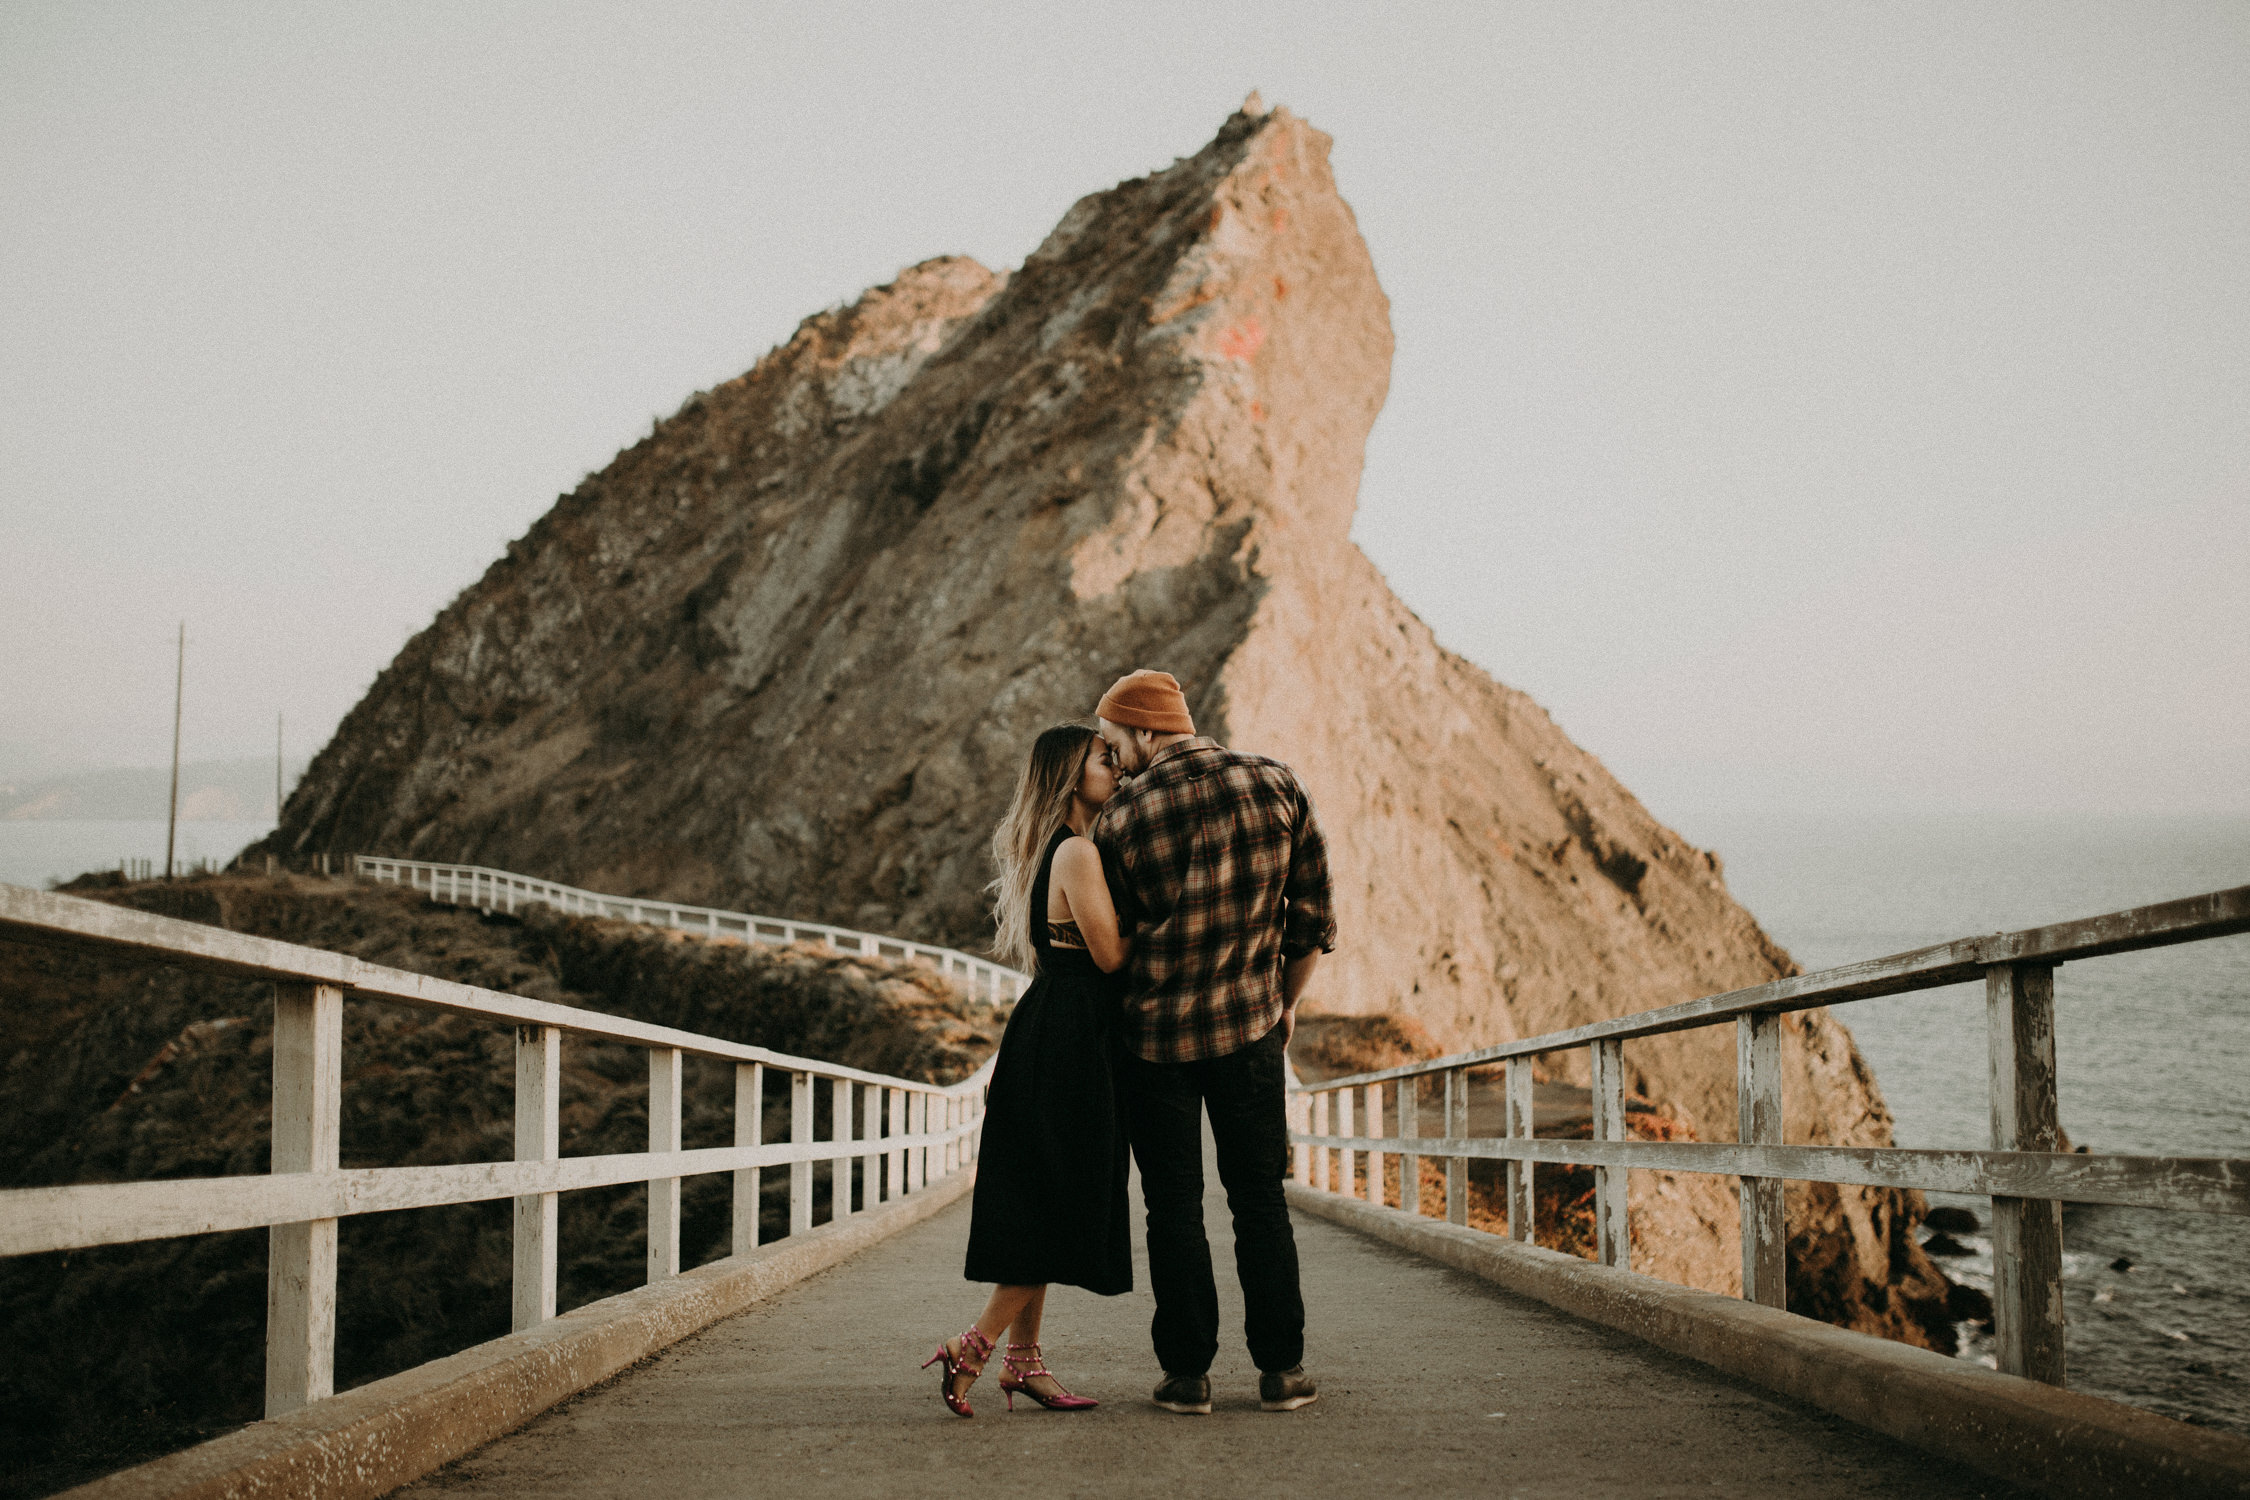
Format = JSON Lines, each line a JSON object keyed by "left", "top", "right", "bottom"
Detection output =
{"left": 1096, "top": 669, "right": 1196, "bottom": 735}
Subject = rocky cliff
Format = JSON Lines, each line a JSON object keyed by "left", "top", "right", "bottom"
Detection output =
{"left": 265, "top": 101, "right": 1951, "bottom": 1344}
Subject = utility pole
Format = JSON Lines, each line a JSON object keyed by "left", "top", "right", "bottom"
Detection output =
{"left": 276, "top": 711, "right": 284, "bottom": 822}
{"left": 165, "top": 622, "right": 184, "bottom": 881}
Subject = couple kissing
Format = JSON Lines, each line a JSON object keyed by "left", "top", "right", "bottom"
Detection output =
{"left": 925, "top": 668, "right": 1336, "bottom": 1418}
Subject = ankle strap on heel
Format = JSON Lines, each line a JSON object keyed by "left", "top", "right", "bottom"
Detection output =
{"left": 956, "top": 1325, "right": 995, "bottom": 1373}
{"left": 1002, "top": 1341, "right": 1050, "bottom": 1378}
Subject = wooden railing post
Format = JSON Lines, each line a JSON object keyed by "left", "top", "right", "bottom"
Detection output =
{"left": 888, "top": 1086, "right": 907, "bottom": 1200}
{"left": 1338, "top": 1086, "right": 1358, "bottom": 1199}
{"left": 1591, "top": 1038, "right": 1628, "bottom": 1268}
{"left": 1364, "top": 1081, "right": 1386, "bottom": 1207}
{"left": 1311, "top": 1091, "right": 1331, "bottom": 1191}
{"left": 1399, "top": 1073, "right": 1422, "bottom": 1216}
{"left": 1291, "top": 1088, "right": 1312, "bottom": 1185}
{"left": 647, "top": 1047, "right": 682, "bottom": 1281}
{"left": 831, "top": 1078, "right": 855, "bottom": 1218}
{"left": 861, "top": 1082, "right": 881, "bottom": 1206}
{"left": 941, "top": 1093, "right": 957, "bottom": 1178}
{"left": 1504, "top": 1058, "right": 1533, "bottom": 1241}
{"left": 267, "top": 980, "right": 342, "bottom": 1416}
{"left": 904, "top": 1091, "right": 919, "bottom": 1190}
{"left": 912, "top": 1090, "right": 930, "bottom": 1190}
{"left": 1736, "top": 1012, "right": 1785, "bottom": 1307}
{"left": 1989, "top": 962, "right": 2066, "bottom": 1384}
{"left": 512, "top": 1024, "right": 561, "bottom": 1329}
{"left": 789, "top": 1070, "right": 814, "bottom": 1237}
{"left": 929, "top": 1091, "right": 943, "bottom": 1184}
{"left": 733, "top": 1062, "right": 762, "bottom": 1256}
{"left": 1445, "top": 1069, "right": 1469, "bottom": 1225}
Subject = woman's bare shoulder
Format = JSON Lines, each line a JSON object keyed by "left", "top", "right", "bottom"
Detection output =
{"left": 1053, "top": 835, "right": 1103, "bottom": 875}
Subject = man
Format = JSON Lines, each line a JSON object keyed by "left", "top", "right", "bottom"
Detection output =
{"left": 1088, "top": 668, "right": 1335, "bottom": 1416}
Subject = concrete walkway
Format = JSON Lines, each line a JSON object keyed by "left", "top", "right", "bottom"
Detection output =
{"left": 398, "top": 1151, "right": 2021, "bottom": 1499}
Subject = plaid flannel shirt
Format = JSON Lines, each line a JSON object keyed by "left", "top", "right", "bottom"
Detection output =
{"left": 1090, "top": 738, "right": 1337, "bottom": 1064}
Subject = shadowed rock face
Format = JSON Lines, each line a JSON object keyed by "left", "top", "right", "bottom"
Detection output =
{"left": 267, "top": 103, "right": 1950, "bottom": 1345}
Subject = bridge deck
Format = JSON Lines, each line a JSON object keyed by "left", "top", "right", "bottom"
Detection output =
{"left": 399, "top": 1155, "right": 2019, "bottom": 1498}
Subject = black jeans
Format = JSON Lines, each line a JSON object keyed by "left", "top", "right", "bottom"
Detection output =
{"left": 1123, "top": 1022, "right": 1305, "bottom": 1376}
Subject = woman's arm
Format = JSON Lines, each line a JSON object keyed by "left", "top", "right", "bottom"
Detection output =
{"left": 1052, "top": 836, "right": 1131, "bottom": 974}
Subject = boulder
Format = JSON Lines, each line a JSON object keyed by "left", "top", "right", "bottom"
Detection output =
{"left": 1924, "top": 1205, "right": 1982, "bottom": 1235}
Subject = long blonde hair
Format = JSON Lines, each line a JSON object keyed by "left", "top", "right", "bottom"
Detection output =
{"left": 988, "top": 724, "right": 1101, "bottom": 974}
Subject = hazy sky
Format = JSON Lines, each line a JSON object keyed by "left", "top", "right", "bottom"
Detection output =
{"left": 4, "top": 2, "right": 2245, "bottom": 840}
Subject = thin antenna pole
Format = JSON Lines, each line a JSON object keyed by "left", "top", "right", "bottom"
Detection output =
{"left": 165, "top": 621, "right": 184, "bottom": 880}
{"left": 276, "top": 711, "right": 284, "bottom": 822}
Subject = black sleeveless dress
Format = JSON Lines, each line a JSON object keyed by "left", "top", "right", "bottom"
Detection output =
{"left": 962, "top": 828, "right": 1133, "bottom": 1295}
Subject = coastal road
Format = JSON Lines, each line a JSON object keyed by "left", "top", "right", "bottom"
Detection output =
{"left": 397, "top": 1143, "right": 2022, "bottom": 1499}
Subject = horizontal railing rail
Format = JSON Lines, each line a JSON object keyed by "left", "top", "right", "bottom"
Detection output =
{"left": 1311, "top": 885, "right": 2250, "bottom": 1086}
{"left": 1291, "top": 1136, "right": 2249, "bottom": 1216}
{"left": 354, "top": 856, "right": 1030, "bottom": 1004}
{"left": 1287, "top": 883, "right": 2250, "bottom": 1391}
{"left": 0, "top": 881, "right": 991, "bottom": 1419}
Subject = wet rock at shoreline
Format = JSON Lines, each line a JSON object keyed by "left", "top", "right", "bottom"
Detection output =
{"left": 1924, "top": 1205, "right": 1980, "bottom": 1236}
{"left": 1948, "top": 1283, "right": 1994, "bottom": 1325}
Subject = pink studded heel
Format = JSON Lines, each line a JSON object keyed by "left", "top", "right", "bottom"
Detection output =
{"left": 921, "top": 1324, "right": 994, "bottom": 1418}
{"left": 998, "top": 1342, "right": 1099, "bottom": 1411}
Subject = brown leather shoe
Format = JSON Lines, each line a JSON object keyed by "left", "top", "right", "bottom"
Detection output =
{"left": 1152, "top": 1371, "right": 1212, "bottom": 1414}
{"left": 1258, "top": 1365, "right": 1319, "bottom": 1411}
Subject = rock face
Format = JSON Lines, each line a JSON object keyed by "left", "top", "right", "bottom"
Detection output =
{"left": 268, "top": 102, "right": 1951, "bottom": 1345}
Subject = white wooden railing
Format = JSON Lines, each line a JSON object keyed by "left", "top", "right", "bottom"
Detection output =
{"left": 0, "top": 882, "right": 993, "bottom": 1418}
{"left": 1288, "top": 885, "right": 2250, "bottom": 1388}
{"left": 354, "top": 856, "right": 1030, "bottom": 1004}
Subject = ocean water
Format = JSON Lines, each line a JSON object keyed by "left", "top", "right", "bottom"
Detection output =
{"left": 0, "top": 819, "right": 275, "bottom": 890}
{"left": 1697, "top": 811, "right": 2250, "bottom": 1432}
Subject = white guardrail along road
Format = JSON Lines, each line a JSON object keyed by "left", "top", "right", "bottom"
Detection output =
{"left": 355, "top": 856, "right": 1030, "bottom": 1005}
{"left": 1287, "top": 884, "right": 2250, "bottom": 1391}
{"left": 0, "top": 878, "right": 1003, "bottom": 1420}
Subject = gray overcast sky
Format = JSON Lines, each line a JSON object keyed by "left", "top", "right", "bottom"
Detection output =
{"left": 3, "top": 1, "right": 2245, "bottom": 839}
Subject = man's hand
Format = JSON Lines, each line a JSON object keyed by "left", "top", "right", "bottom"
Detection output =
{"left": 1278, "top": 951, "right": 1320, "bottom": 1047}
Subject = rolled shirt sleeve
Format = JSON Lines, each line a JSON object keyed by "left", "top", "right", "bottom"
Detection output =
{"left": 1280, "top": 783, "right": 1337, "bottom": 959}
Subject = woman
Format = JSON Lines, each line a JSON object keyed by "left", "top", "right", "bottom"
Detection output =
{"left": 923, "top": 724, "right": 1132, "bottom": 1416}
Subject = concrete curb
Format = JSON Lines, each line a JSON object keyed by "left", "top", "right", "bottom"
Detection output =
{"left": 62, "top": 1172, "right": 976, "bottom": 1500}
{"left": 1287, "top": 1184, "right": 2250, "bottom": 1499}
